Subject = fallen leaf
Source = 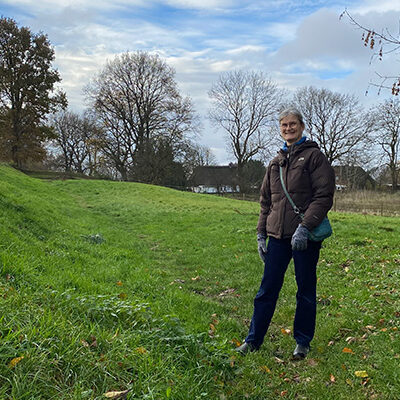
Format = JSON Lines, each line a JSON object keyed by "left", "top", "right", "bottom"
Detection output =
{"left": 355, "top": 370, "right": 368, "bottom": 378}
{"left": 191, "top": 276, "right": 200, "bottom": 281}
{"left": 259, "top": 365, "right": 271, "bottom": 373}
{"left": 218, "top": 288, "right": 236, "bottom": 297}
{"left": 231, "top": 338, "right": 241, "bottom": 347}
{"left": 330, "top": 374, "right": 336, "bottom": 383}
{"left": 292, "top": 375, "right": 301, "bottom": 383}
{"left": 112, "top": 329, "right": 119, "bottom": 339}
{"left": 116, "top": 281, "right": 123, "bottom": 286}
{"left": 307, "top": 358, "right": 318, "bottom": 367}
{"left": 328, "top": 340, "right": 335, "bottom": 346}
{"left": 280, "top": 390, "right": 288, "bottom": 397}
{"left": 346, "top": 378, "right": 353, "bottom": 386}
{"left": 208, "top": 323, "right": 216, "bottom": 338}
{"left": 118, "top": 293, "right": 127, "bottom": 300}
{"left": 342, "top": 347, "right": 354, "bottom": 354}
{"left": 103, "top": 389, "right": 131, "bottom": 399}
{"left": 9, "top": 356, "right": 24, "bottom": 368}
{"left": 281, "top": 328, "right": 291, "bottom": 335}
{"left": 274, "top": 356, "right": 285, "bottom": 364}
{"left": 345, "top": 337, "right": 356, "bottom": 344}
{"left": 81, "top": 339, "right": 90, "bottom": 348}
{"left": 361, "top": 377, "right": 371, "bottom": 386}
{"left": 135, "top": 347, "right": 147, "bottom": 354}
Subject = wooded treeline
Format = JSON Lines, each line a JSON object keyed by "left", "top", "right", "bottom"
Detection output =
{"left": 1, "top": 17, "right": 399, "bottom": 191}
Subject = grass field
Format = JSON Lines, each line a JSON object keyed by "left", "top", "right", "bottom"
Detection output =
{"left": 0, "top": 165, "right": 399, "bottom": 399}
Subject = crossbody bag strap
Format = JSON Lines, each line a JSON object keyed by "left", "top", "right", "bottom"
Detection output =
{"left": 279, "top": 166, "right": 304, "bottom": 219}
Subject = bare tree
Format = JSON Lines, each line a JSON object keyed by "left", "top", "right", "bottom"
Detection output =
{"left": 208, "top": 70, "right": 283, "bottom": 173}
{"left": 51, "top": 111, "right": 102, "bottom": 174}
{"left": 371, "top": 99, "right": 400, "bottom": 191}
{"left": 340, "top": 9, "right": 400, "bottom": 95}
{"left": 85, "top": 51, "right": 197, "bottom": 181}
{"left": 181, "top": 143, "right": 216, "bottom": 169}
{"left": 293, "top": 86, "right": 372, "bottom": 164}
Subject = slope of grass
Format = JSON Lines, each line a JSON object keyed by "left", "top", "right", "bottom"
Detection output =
{"left": 0, "top": 165, "right": 399, "bottom": 399}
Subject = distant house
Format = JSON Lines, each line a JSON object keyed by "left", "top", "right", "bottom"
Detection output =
{"left": 333, "top": 165, "right": 376, "bottom": 190}
{"left": 191, "top": 165, "right": 240, "bottom": 194}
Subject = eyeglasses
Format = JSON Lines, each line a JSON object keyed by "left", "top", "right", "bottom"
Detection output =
{"left": 280, "top": 122, "right": 298, "bottom": 128}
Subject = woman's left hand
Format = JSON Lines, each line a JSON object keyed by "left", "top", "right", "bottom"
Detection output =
{"left": 291, "top": 225, "right": 309, "bottom": 251}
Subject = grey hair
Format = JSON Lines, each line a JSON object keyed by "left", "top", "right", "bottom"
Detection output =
{"left": 278, "top": 107, "right": 304, "bottom": 126}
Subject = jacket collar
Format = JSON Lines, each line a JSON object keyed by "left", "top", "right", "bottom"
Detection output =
{"left": 282, "top": 136, "right": 307, "bottom": 152}
{"left": 277, "top": 138, "right": 319, "bottom": 163}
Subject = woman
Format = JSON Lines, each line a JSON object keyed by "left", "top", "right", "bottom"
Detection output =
{"left": 236, "top": 108, "right": 335, "bottom": 360}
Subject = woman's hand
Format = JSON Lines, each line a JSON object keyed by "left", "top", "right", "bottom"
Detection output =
{"left": 291, "top": 225, "right": 309, "bottom": 251}
{"left": 257, "top": 233, "right": 267, "bottom": 262}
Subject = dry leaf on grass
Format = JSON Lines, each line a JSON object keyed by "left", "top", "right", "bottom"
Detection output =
{"left": 355, "top": 370, "right": 368, "bottom": 378}
{"left": 9, "top": 356, "right": 24, "bottom": 368}
{"left": 135, "top": 347, "right": 147, "bottom": 354}
{"left": 342, "top": 347, "right": 354, "bottom": 354}
{"left": 103, "top": 389, "right": 131, "bottom": 399}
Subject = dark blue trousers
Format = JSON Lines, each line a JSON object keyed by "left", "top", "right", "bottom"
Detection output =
{"left": 246, "top": 237, "right": 321, "bottom": 349}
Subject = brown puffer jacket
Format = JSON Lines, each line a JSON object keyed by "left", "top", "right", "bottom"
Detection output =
{"left": 257, "top": 140, "right": 335, "bottom": 239}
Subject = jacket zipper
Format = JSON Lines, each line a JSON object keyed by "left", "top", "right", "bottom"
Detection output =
{"left": 279, "top": 152, "right": 290, "bottom": 239}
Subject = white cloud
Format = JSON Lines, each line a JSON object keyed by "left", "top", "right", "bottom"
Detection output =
{"left": 352, "top": 0, "right": 400, "bottom": 15}
{"left": 1, "top": 0, "right": 148, "bottom": 13}
{"left": 163, "top": 0, "right": 236, "bottom": 9}
{"left": 226, "top": 45, "right": 266, "bottom": 55}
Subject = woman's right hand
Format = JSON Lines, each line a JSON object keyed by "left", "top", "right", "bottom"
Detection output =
{"left": 257, "top": 234, "right": 267, "bottom": 262}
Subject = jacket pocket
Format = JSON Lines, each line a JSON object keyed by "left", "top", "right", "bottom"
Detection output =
{"left": 287, "top": 165, "right": 310, "bottom": 193}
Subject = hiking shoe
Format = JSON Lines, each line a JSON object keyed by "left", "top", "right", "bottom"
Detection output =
{"left": 235, "top": 342, "right": 256, "bottom": 355}
{"left": 292, "top": 344, "right": 309, "bottom": 360}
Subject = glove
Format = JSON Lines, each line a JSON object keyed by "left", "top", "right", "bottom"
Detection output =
{"left": 291, "top": 224, "right": 309, "bottom": 251}
{"left": 257, "top": 233, "right": 267, "bottom": 262}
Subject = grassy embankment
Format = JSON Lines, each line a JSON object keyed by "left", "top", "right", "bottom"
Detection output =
{"left": 0, "top": 165, "right": 399, "bottom": 399}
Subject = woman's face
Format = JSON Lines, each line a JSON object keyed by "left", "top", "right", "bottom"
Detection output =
{"left": 280, "top": 115, "right": 305, "bottom": 145}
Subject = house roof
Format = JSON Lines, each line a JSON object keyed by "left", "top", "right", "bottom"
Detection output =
{"left": 333, "top": 165, "right": 375, "bottom": 187}
{"left": 192, "top": 165, "right": 237, "bottom": 186}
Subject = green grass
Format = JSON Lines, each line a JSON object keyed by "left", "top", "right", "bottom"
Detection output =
{"left": 0, "top": 164, "right": 399, "bottom": 399}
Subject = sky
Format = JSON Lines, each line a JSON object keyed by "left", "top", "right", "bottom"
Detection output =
{"left": 1, "top": 0, "right": 399, "bottom": 164}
